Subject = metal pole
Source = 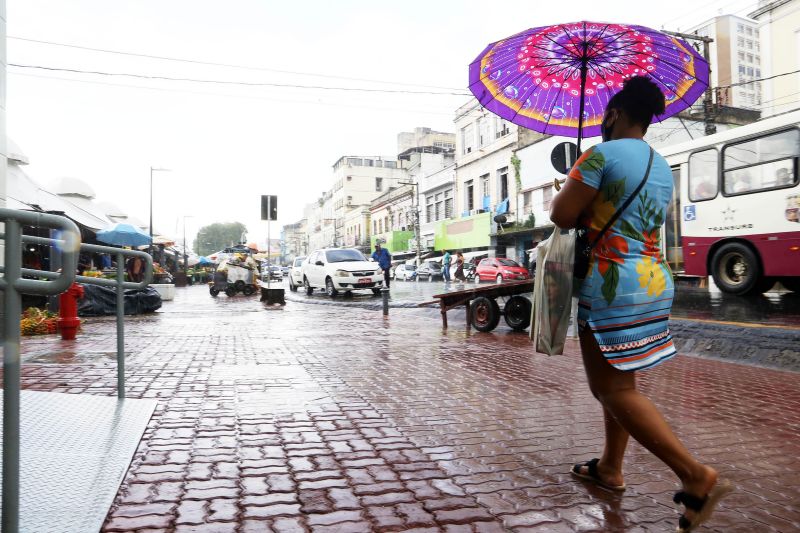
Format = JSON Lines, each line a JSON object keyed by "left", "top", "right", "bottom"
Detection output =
{"left": 382, "top": 287, "right": 389, "bottom": 316}
{"left": 576, "top": 38, "right": 589, "bottom": 154}
{"left": 414, "top": 183, "right": 421, "bottom": 269}
{"left": 149, "top": 167, "right": 153, "bottom": 258}
{"left": 116, "top": 252, "right": 125, "bottom": 399}
{"left": 267, "top": 214, "right": 271, "bottom": 290}
{"left": 702, "top": 39, "right": 716, "bottom": 136}
{"left": 2, "top": 219, "right": 21, "bottom": 533}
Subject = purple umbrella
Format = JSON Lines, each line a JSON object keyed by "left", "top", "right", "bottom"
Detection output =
{"left": 469, "top": 21, "right": 709, "bottom": 151}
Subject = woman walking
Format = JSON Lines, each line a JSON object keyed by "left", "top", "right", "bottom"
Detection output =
{"left": 550, "top": 76, "right": 731, "bottom": 533}
{"left": 453, "top": 251, "right": 466, "bottom": 281}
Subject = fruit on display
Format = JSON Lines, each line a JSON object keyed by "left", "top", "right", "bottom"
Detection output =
{"left": 20, "top": 307, "right": 62, "bottom": 336}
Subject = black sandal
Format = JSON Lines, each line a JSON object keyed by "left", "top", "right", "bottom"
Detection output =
{"left": 673, "top": 480, "right": 734, "bottom": 532}
{"left": 570, "top": 458, "right": 626, "bottom": 491}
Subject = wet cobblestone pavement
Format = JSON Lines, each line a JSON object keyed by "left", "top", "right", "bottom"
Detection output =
{"left": 14, "top": 286, "right": 800, "bottom": 532}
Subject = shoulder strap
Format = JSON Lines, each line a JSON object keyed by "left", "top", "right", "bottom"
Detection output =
{"left": 588, "top": 146, "right": 655, "bottom": 249}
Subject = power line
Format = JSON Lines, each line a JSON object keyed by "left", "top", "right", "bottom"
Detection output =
{"left": 8, "top": 35, "right": 463, "bottom": 92}
{"left": 9, "top": 71, "right": 467, "bottom": 117}
{"left": 717, "top": 68, "right": 800, "bottom": 89}
{"left": 8, "top": 63, "right": 471, "bottom": 96}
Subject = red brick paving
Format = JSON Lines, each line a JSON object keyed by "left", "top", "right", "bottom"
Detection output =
{"left": 11, "top": 286, "right": 800, "bottom": 532}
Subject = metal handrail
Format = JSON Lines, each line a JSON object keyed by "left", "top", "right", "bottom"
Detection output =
{"left": 0, "top": 207, "right": 154, "bottom": 533}
{"left": 1, "top": 208, "right": 80, "bottom": 533}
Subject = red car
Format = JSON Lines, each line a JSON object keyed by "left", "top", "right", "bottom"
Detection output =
{"left": 475, "top": 257, "right": 530, "bottom": 283}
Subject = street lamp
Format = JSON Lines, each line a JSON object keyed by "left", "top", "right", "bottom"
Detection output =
{"left": 182, "top": 215, "right": 194, "bottom": 276}
{"left": 149, "top": 166, "right": 171, "bottom": 256}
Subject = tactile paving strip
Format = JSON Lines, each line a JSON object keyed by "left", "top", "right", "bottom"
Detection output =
{"left": 0, "top": 390, "right": 156, "bottom": 532}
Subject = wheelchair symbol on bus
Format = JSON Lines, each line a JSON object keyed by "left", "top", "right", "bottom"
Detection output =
{"left": 683, "top": 205, "right": 696, "bottom": 221}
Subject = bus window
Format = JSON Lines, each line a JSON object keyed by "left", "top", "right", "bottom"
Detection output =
{"left": 688, "top": 149, "right": 719, "bottom": 201}
{"left": 723, "top": 128, "right": 799, "bottom": 195}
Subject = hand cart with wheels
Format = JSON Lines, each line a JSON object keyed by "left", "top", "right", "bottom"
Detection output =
{"left": 431, "top": 279, "right": 534, "bottom": 332}
{"left": 209, "top": 262, "right": 258, "bottom": 297}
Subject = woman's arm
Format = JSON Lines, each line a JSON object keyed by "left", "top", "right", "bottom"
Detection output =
{"left": 549, "top": 178, "right": 599, "bottom": 229}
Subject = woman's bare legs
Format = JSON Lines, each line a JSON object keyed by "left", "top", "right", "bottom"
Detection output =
{"left": 579, "top": 329, "right": 718, "bottom": 520}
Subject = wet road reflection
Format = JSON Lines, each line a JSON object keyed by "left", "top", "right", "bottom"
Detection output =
{"left": 672, "top": 289, "right": 800, "bottom": 327}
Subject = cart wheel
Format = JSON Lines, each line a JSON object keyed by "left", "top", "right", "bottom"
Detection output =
{"left": 225, "top": 287, "right": 237, "bottom": 297}
{"left": 234, "top": 280, "right": 246, "bottom": 291}
{"left": 209, "top": 287, "right": 220, "bottom": 297}
{"left": 243, "top": 285, "right": 256, "bottom": 296}
{"left": 471, "top": 296, "right": 501, "bottom": 332}
{"left": 504, "top": 296, "right": 532, "bottom": 331}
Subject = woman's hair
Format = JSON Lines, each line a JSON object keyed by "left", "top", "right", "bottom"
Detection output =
{"left": 607, "top": 76, "right": 666, "bottom": 129}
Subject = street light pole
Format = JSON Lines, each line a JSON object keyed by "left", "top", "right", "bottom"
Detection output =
{"left": 183, "top": 215, "right": 194, "bottom": 277}
{"left": 149, "top": 167, "right": 171, "bottom": 257}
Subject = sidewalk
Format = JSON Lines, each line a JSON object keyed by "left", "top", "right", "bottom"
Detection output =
{"left": 14, "top": 286, "right": 800, "bottom": 532}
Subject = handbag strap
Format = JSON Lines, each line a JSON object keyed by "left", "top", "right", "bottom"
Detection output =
{"left": 587, "top": 146, "right": 655, "bottom": 250}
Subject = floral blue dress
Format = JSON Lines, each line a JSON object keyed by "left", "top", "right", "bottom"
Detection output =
{"left": 568, "top": 139, "right": 677, "bottom": 372}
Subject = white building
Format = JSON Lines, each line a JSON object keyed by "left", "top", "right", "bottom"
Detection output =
{"left": 342, "top": 206, "right": 370, "bottom": 251}
{"left": 750, "top": 0, "right": 800, "bottom": 116}
{"left": 397, "top": 127, "right": 456, "bottom": 155}
{"left": 330, "top": 155, "right": 406, "bottom": 242}
{"left": 688, "top": 14, "right": 763, "bottom": 109}
{"left": 454, "top": 103, "right": 518, "bottom": 220}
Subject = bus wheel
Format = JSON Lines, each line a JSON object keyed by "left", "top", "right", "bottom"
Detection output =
{"left": 711, "top": 242, "right": 762, "bottom": 295}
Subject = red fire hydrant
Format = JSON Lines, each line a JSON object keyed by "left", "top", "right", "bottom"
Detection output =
{"left": 58, "top": 283, "right": 84, "bottom": 340}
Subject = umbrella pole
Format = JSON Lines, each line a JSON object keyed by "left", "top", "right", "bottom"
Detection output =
{"left": 577, "top": 53, "right": 589, "bottom": 155}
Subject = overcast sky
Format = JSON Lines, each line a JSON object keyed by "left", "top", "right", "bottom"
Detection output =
{"left": 7, "top": 0, "right": 758, "bottom": 245}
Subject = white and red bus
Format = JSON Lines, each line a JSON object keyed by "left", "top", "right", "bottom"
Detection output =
{"left": 660, "top": 109, "right": 800, "bottom": 295}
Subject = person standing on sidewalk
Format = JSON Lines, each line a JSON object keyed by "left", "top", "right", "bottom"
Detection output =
{"left": 550, "top": 76, "right": 732, "bottom": 533}
{"left": 442, "top": 250, "right": 452, "bottom": 282}
{"left": 372, "top": 243, "right": 392, "bottom": 289}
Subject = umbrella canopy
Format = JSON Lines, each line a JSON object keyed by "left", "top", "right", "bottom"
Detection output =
{"left": 469, "top": 21, "right": 709, "bottom": 150}
{"left": 197, "top": 256, "right": 213, "bottom": 266}
{"left": 96, "top": 223, "right": 152, "bottom": 247}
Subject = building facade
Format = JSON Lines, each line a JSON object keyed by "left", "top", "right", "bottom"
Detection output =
{"left": 330, "top": 155, "right": 406, "bottom": 245}
{"left": 448, "top": 102, "right": 519, "bottom": 256}
{"left": 281, "top": 219, "right": 308, "bottom": 262}
{"left": 369, "top": 184, "right": 416, "bottom": 254}
{"left": 688, "top": 14, "right": 763, "bottom": 109}
{"left": 397, "top": 127, "right": 456, "bottom": 155}
{"left": 750, "top": 0, "right": 800, "bottom": 116}
{"left": 342, "top": 206, "right": 371, "bottom": 252}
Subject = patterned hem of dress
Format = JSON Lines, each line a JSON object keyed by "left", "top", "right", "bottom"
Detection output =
{"left": 592, "top": 330, "right": 678, "bottom": 372}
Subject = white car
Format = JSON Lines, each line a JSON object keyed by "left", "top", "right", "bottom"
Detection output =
{"left": 287, "top": 256, "right": 306, "bottom": 292}
{"left": 393, "top": 263, "right": 417, "bottom": 281}
{"left": 301, "top": 248, "right": 384, "bottom": 297}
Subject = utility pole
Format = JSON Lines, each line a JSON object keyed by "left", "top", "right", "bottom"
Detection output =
{"left": 663, "top": 30, "right": 716, "bottom": 135}
{"left": 399, "top": 181, "right": 421, "bottom": 267}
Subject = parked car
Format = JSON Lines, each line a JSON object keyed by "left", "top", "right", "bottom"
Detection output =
{"left": 301, "top": 248, "right": 384, "bottom": 297}
{"left": 475, "top": 258, "right": 530, "bottom": 283}
{"left": 287, "top": 256, "right": 306, "bottom": 292}
{"left": 261, "top": 264, "right": 283, "bottom": 282}
{"left": 281, "top": 266, "right": 290, "bottom": 276}
{"left": 417, "top": 261, "right": 443, "bottom": 282}
{"left": 393, "top": 263, "right": 417, "bottom": 281}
